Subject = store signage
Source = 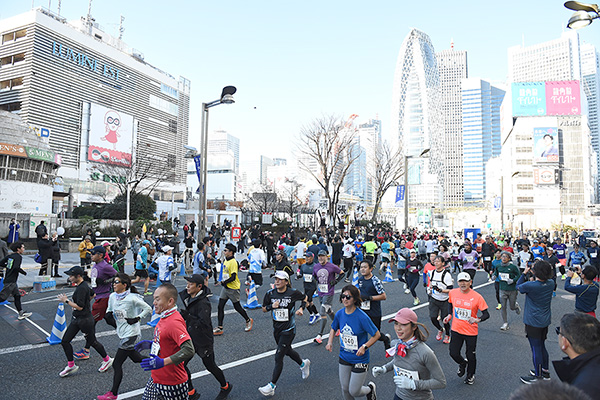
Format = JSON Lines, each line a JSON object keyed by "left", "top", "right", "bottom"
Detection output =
{"left": 0, "top": 142, "right": 27, "bottom": 157}
{"left": 52, "top": 41, "right": 120, "bottom": 81}
{"left": 90, "top": 172, "right": 127, "bottom": 184}
{"left": 25, "top": 147, "right": 54, "bottom": 163}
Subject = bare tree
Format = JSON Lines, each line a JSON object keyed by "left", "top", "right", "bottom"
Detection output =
{"left": 277, "top": 178, "right": 304, "bottom": 223}
{"left": 90, "top": 156, "right": 172, "bottom": 196}
{"left": 297, "top": 114, "right": 360, "bottom": 225}
{"left": 245, "top": 185, "right": 279, "bottom": 214}
{"left": 369, "top": 141, "right": 405, "bottom": 222}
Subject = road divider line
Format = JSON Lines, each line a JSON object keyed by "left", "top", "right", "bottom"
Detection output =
{"left": 3, "top": 304, "right": 51, "bottom": 337}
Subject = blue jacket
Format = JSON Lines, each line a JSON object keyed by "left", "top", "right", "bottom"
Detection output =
{"left": 564, "top": 278, "right": 599, "bottom": 313}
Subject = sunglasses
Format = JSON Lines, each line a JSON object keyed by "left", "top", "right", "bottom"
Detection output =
{"left": 341, "top": 295, "right": 353, "bottom": 300}
{"left": 113, "top": 280, "right": 122, "bottom": 284}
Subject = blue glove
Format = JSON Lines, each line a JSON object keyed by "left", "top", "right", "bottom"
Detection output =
{"left": 141, "top": 354, "right": 165, "bottom": 371}
{"left": 134, "top": 340, "right": 153, "bottom": 352}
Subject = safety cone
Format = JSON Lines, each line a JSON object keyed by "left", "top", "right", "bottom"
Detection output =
{"left": 352, "top": 267, "right": 360, "bottom": 288}
{"left": 178, "top": 260, "right": 186, "bottom": 276}
{"left": 147, "top": 307, "right": 160, "bottom": 327}
{"left": 383, "top": 265, "right": 395, "bottom": 282}
{"left": 243, "top": 278, "right": 261, "bottom": 309}
{"left": 46, "top": 303, "right": 67, "bottom": 344}
{"left": 0, "top": 278, "right": 9, "bottom": 305}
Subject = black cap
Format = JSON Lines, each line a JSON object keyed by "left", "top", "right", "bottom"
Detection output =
{"left": 318, "top": 250, "right": 328, "bottom": 256}
{"left": 225, "top": 243, "right": 237, "bottom": 252}
{"left": 184, "top": 273, "right": 208, "bottom": 284}
{"left": 65, "top": 266, "right": 85, "bottom": 276}
{"left": 90, "top": 245, "right": 105, "bottom": 255}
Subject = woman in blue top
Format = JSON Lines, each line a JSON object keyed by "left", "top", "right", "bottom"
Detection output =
{"left": 567, "top": 244, "right": 587, "bottom": 270}
{"left": 516, "top": 260, "right": 554, "bottom": 384}
{"left": 326, "top": 285, "right": 380, "bottom": 400}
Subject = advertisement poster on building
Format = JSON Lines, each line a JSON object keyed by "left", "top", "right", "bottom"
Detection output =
{"left": 87, "top": 103, "right": 134, "bottom": 167}
{"left": 533, "top": 127, "right": 559, "bottom": 163}
{"left": 417, "top": 209, "right": 431, "bottom": 227}
{"left": 533, "top": 167, "right": 559, "bottom": 185}
{"left": 512, "top": 82, "right": 546, "bottom": 116}
{"left": 545, "top": 81, "right": 580, "bottom": 116}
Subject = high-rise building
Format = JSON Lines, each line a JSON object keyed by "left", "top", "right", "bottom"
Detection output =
{"left": 208, "top": 130, "right": 240, "bottom": 174}
{"left": 259, "top": 155, "right": 273, "bottom": 185}
{"left": 206, "top": 130, "right": 239, "bottom": 201}
{"left": 581, "top": 43, "right": 600, "bottom": 200}
{"left": 437, "top": 46, "right": 468, "bottom": 207}
{"left": 391, "top": 28, "right": 444, "bottom": 209}
{"left": 345, "top": 119, "right": 381, "bottom": 204}
{"left": 461, "top": 78, "right": 505, "bottom": 203}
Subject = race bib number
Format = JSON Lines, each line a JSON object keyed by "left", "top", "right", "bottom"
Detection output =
{"left": 150, "top": 341, "right": 160, "bottom": 356}
{"left": 557, "top": 250, "right": 564, "bottom": 255}
{"left": 592, "top": 253, "right": 598, "bottom": 258}
{"left": 455, "top": 307, "right": 471, "bottom": 321}
{"left": 272, "top": 308, "right": 289, "bottom": 322}
{"left": 318, "top": 284, "right": 328, "bottom": 293}
{"left": 499, "top": 273, "right": 510, "bottom": 281}
{"left": 466, "top": 256, "right": 473, "bottom": 262}
{"left": 484, "top": 257, "right": 491, "bottom": 261}
{"left": 114, "top": 310, "right": 125, "bottom": 322}
{"left": 573, "top": 264, "right": 581, "bottom": 269}
{"left": 340, "top": 334, "right": 358, "bottom": 351}
{"left": 393, "top": 366, "right": 419, "bottom": 380}
{"left": 361, "top": 300, "right": 371, "bottom": 311}
{"left": 303, "top": 274, "right": 313, "bottom": 283}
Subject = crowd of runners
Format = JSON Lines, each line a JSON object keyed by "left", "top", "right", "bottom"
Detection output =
{"left": 1, "top": 223, "right": 600, "bottom": 400}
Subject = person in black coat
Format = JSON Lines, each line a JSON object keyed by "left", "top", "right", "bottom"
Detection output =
{"left": 51, "top": 232, "right": 62, "bottom": 277}
{"left": 180, "top": 273, "right": 232, "bottom": 400}
{"left": 553, "top": 312, "right": 600, "bottom": 400}
{"left": 37, "top": 233, "right": 55, "bottom": 276}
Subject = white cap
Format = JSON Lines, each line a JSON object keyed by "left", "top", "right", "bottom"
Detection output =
{"left": 457, "top": 272, "right": 472, "bottom": 281}
{"left": 273, "top": 271, "right": 290, "bottom": 281}
{"left": 161, "top": 245, "right": 173, "bottom": 252}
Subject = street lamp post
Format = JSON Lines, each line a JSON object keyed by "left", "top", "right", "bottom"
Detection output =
{"left": 126, "top": 179, "right": 140, "bottom": 235}
{"left": 198, "top": 86, "right": 237, "bottom": 239}
{"left": 404, "top": 148, "right": 430, "bottom": 232}
{"left": 565, "top": 1, "right": 599, "bottom": 29}
{"left": 500, "top": 171, "right": 520, "bottom": 232}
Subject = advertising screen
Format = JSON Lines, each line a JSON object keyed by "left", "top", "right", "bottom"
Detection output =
{"left": 512, "top": 82, "right": 546, "bottom": 117}
{"left": 545, "top": 81, "right": 581, "bottom": 115}
{"left": 533, "top": 167, "right": 559, "bottom": 185}
{"left": 87, "top": 103, "right": 134, "bottom": 167}
{"left": 533, "top": 127, "right": 559, "bottom": 163}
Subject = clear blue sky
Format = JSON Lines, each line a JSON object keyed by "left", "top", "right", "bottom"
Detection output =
{"left": 3, "top": 1, "right": 600, "bottom": 162}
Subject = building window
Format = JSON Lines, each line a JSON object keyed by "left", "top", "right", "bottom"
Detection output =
{"left": 516, "top": 159, "right": 531, "bottom": 165}
{"left": 160, "top": 83, "right": 179, "bottom": 100}
{"left": 2, "top": 28, "right": 27, "bottom": 44}
{"left": 517, "top": 184, "right": 534, "bottom": 190}
{"left": 0, "top": 77, "right": 24, "bottom": 90}
{"left": 515, "top": 134, "right": 530, "bottom": 141}
{"left": 517, "top": 196, "right": 534, "bottom": 203}
{"left": 0, "top": 102, "right": 21, "bottom": 112}
{"left": 516, "top": 147, "right": 532, "bottom": 153}
{"left": 168, "top": 119, "right": 177, "bottom": 133}
{"left": 149, "top": 94, "right": 178, "bottom": 116}
{"left": 0, "top": 53, "right": 25, "bottom": 66}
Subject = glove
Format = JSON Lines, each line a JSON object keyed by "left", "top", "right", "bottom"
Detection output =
{"left": 125, "top": 316, "right": 141, "bottom": 325}
{"left": 394, "top": 375, "right": 417, "bottom": 390}
{"left": 372, "top": 366, "right": 384, "bottom": 377}
{"left": 141, "top": 354, "right": 165, "bottom": 371}
{"left": 506, "top": 278, "right": 514, "bottom": 285}
{"left": 134, "top": 340, "right": 153, "bottom": 352}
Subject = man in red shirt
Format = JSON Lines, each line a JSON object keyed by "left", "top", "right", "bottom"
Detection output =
{"left": 136, "top": 283, "right": 195, "bottom": 400}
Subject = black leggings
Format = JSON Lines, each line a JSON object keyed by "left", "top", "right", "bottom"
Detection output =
{"left": 61, "top": 316, "right": 107, "bottom": 362}
{"left": 449, "top": 331, "right": 478, "bottom": 376}
{"left": 217, "top": 298, "right": 249, "bottom": 327}
{"left": 272, "top": 332, "right": 302, "bottom": 384}
{"left": 185, "top": 350, "right": 227, "bottom": 390}
{"left": 112, "top": 347, "right": 143, "bottom": 394}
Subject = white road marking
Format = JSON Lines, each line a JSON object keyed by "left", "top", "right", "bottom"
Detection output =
{"left": 3, "top": 304, "right": 51, "bottom": 337}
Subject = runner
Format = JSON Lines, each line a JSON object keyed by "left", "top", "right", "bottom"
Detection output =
{"left": 0, "top": 242, "right": 32, "bottom": 319}
{"left": 313, "top": 249, "right": 343, "bottom": 344}
{"left": 426, "top": 255, "right": 453, "bottom": 344}
{"left": 494, "top": 251, "right": 522, "bottom": 331}
{"left": 363, "top": 237, "right": 378, "bottom": 265}
{"left": 458, "top": 243, "right": 479, "bottom": 282}
{"left": 259, "top": 271, "right": 311, "bottom": 397}
{"left": 491, "top": 249, "right": 503, "bottom": 309}
{"left": 371, "top": 308, "right": 446, "bottom": 399}
{"left": 192, "top": 241, "right": 207, "bottom": 275}
{"left": 518, "top": 243, "right": 534, "bottom": 273}
{"left": 57, "top": 266, "right": 113, "bottom": 377}
{"left": 379, "top": 237, "right": 392, "bottom": 276}
{"left": 214, "top": 243, "right": 253, "bottom": 336}
{"left": 552, "top": 238, "right": 568, "bottom": 280}
{"left": 180, "top": 273, "right": 232, "bottom": 400}
{"left": 568, "top": 244, "right": 588, "bottom": 273}
{"left": 136, "top": 283, "right": 195, "bottom": 400}
{"left": 326, "top": 285, "right": 379, "bottom": 400}
{"left": 299, "top": 252, "right": 320, "bottom": 325}
{"left": 357, "top": 260, "right": 391, "bottom": 349}
{"left": 544, "top": 247, "right": 561, "bottom": 296}
{"left": 481, "top": 236, "right": 497, "bottom": 280}
{"left": 405, "top": 250, "right": 423, "bottom": 305}
{"left": 516, "top": 260, "right": 554, "bottom": 384}
{"left": 154, "top": 245, "right": 175, "bottom": 285}
{"left": 97, "top": 273, "right": 152, "bottom": 400}
{"left": 342, "top": 238, "right": 356, "bottom": 283}
{"left": 586, "top": 240, "right": 600, "bottom": 273}
{"left": 247, "top": 239, "right": 267, "bottom": 287}
{"left": 131, "top": 240, "right": 152, "bottom": 296}
{"left": 396, "top": 240, "right": 410, "bottom": 290}
{"left": 294, "top": 237, "right": 308, "bottom": 277}
{"left": 443, "top": 272, "right": 489, "bottom": 385}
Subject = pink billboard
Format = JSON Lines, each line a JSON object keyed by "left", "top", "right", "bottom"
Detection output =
{"left": 545, "top": 81, "right": 580, "bottom": 116}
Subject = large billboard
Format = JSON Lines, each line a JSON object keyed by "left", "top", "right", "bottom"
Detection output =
{"left": 87, "top": 103, "right": 134, "bottom": 167}
{"left": 533, "top": 167, "right": 559, "bottom": 185}
{"left": 512, "top": 81, "right": 581, "bottom": 117}
{"left": 533, "top": 127, "right": 559, "bottom": 163}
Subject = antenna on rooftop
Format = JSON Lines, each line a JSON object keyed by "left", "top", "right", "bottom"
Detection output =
{"left": 451, "top": 38, "right": 454, "bottom": 50}
{"left": 119, "top": 15, "right": 125, "bottom": 40}
{"left": 58, "top": 0, "right": 61, "bottom": 15}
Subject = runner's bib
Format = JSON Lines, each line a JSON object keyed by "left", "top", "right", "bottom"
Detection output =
{"left": 341, "top": 334, "right": 358, "bottom": 351}
{"left": 272, "top": 308, "right": 289, "bottom": 322}
{"left": 361, "top": 300, "right": 371, "bottom": 311}
{"left": 592, "top": 253, "right": 598, "bottom": 258}
{"left": 455, "top": 307, "right": 471, "bottom": 321}
{"left": 484, "top": 257, "right": 491, "bottom": 261}
{"left": 318, "top": 284, "right": 328, "bottom": 293}
{"left": 466, "top": 256, "right": 473, "bottom": 262}
{"left": 150, "top": 341, "right": 160, "bottom": 356}
{"left": 499, "top": 273, "right": 510, "bottom": 281}
{"left": 394, "top": 366, "right": 419, "bottom": 380}
{"left": 114, "top": 310, "right": 125, "bottom": 322}
{"left": 303, "top": 274, "right": 313, "bottom": 283}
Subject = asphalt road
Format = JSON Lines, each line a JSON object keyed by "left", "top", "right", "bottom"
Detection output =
{"left": 0, "top": 267, "right": 579, "bottom": 400}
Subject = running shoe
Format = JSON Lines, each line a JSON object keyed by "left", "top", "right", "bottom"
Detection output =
{"left": 215, "top": 382, "right": 233, "bottom": 400}
{"left": 496, "top": 303, "right": 502, "bottom": 310}
{"left": 403, "top": 283, "right": 407, "bottom": 290}
{"left": 189, "top": 391, "right": 201, "bottom": 400}
{"left": 344, "top": 278, "right": 350, "bottom": 283}
{"left": 443, "top": 335, "right": 451, "bottom": 344}
{"left": 561, "top": 274, "right": 566, "bottom": 280}
{"left": 17, "top": 311, "right": 32, "bottom": 320}
{"left": 245, "top": 318, "right": 254, "bottom": 332}
{"left": 464, "top": 375, "right": 475, "bottom": 385}
{"left": 366, "top": 381, "right": 377, "bottom": 400}
{"left": 97, "top": 391, "right": 117, "bottom": 400}
{"left": 500, "top": 323, "right": 510, "bottom": 331}
{"left": 520, "top": 375, "right": 541, "bottom": 384}
{"left": 300, "top": 359, "right": 311, "bottom": 379}
{"left": 213, "top": 327, "right": 224, "bottom": 336}
{"left": 457, "top": 360, "right": 467, "bottom": 377}
{"left": 143, "top": 291, "right": 153, "bottom": 296}
{"left": 309, "top": 314, "right": 321, "bottom": 325}
{"left": 313, "top": 335, "right": 322, "bottom": 345}
{"left": 515, "top": 303, "right": 521, "bottom": 315}
{"left": 73, "top": 349, "right": 90, "bottom": 360}
{"left": 436, "top": 331, "right": 443, "bottom": 341}
{"left": 552, "top": 291, "right": 556, "bottom": 297}
{"left": 98, "top": 357, "right": 113, "bottom": 372}
{"left": 59, "top": 364, "right": 79, "bottom": 377}
{"left": 404, "top": 289, "right": 411, "bottom": 294}
{"left": 258, "top": 382, "right": 275, "bottom": 397}
{"left": 413, "top": 298, "right": 420, "bottom": 306}
{"left": 529, "top": 369, "right": 551, "bottom": 380}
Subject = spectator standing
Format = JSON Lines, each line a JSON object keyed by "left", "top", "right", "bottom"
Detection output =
{"left": 7, "top": 218, "right": 19, "bottom": 244}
